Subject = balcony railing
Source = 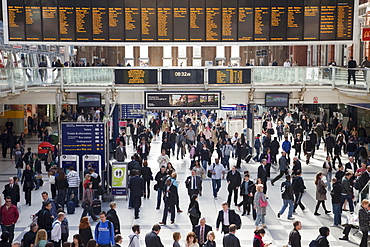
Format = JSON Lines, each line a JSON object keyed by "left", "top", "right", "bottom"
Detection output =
{"left": 0, "top": 66, "right": 369, "bottom": 93}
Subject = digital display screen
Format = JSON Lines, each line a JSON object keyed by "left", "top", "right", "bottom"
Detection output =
{"left": 6, "top": 0, "right": 354, "bottom": 43}
{"left": 8, "top": 0, "right": 26, "bottom": 41}
{"left": 125, "top": 0, "right": 141, "bottom": 41}
{"left": 108, "top": 0, "right": 124, "bottom": 41}
{"left": 265, "top": 93, "right": 289, "bottom": 107}
{"left": 115, "top": 69, "right": 158, "bottom": 84}
{"left": 162, "top": 69, "right": 204, "bottom": 84}
{"left": 92, "top": 0, "right": 108, "bottom": 41}
{"left": 77, "top": 93, "right": 102, "bottom": 107}
{"left": 25, "top": 0, "right": 42, "bottom": 41}
{"left": 42, "top": 0, "right": 59, "bottom": 41}
{"left": 208, "top": 69, "right": 251, "bottom": 84}
{"left": 145, "top": 91, "right": 221, "bottom": 109}
{"left": 58, "top": 0, "right": 75, "bottom": 41}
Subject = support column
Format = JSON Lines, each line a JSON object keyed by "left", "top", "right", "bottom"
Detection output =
{"left": 291, "top": 46, "right": 308, "bottom": 66}
{"left": 230, "top": 46, "right": 240, "bottom": 66}
{"left": 139, "top": 45, "right": 149, "bottom": 66}
{"left": 215, "top": 46, "right": 225, "bottom": 66}
{"left": 193, "top": 46, "right": 202, "bottom": 66}
{"left": 178, "top": 46, "right": 187, "bottom": 66}
{"left": 125, "top": 46, "right": 134, "bottom": 66}
{"left": 163, "top": 46, "right": 172, "bottom": 67}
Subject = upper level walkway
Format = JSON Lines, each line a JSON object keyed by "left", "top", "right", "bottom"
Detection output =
{"left": 0, "top": 66, "right": 369, "bottom": 103}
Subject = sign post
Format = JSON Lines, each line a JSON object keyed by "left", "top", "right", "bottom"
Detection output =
{"left": 110, "top": 162, "right": 128, "bottom": 198}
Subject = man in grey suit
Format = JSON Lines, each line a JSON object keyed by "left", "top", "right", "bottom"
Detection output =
{"left": 185, "top": 170, "right": 202, "bottom": 198}
{"left": 115, "top": 141, "right": 127, "bottom": 162}
{"left": 223, "top": 224, "right": 241, "bottom": 247}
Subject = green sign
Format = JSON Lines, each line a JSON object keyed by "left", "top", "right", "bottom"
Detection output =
{"left": 112, "top": 165, "right": 127, "bottom": 188}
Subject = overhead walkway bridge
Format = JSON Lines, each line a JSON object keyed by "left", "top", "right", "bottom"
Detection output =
{"left": 0, "top": 66, "right": 369, "bottom": 106}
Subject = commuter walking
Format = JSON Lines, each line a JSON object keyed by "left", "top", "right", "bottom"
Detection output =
{"left": 128, "top": 170, "right": 144, "bottom": 219}
{"left": 67, "top": 166, "right": 80, "bottom": 207}
{"left": 55, "top": 170, "right": 68, "bottom": 208}
{"left": 314, "top": 173, "right": 330, "bottom": 216}
{"left": 81, "top": 182, "right": 98, "bottom": 221}
{"left": 128, "top": 224, "right": 140, "bottom": 247}
{"left": 271, "top": 152, "right": 289, "bottom": 186}
{"left": 51, "top": 213, "right": 65, "bottom": 247}
{"left": 208, "top": 158, "right": 225, "bottom": 200}
{"left": 188, "top": 194, "right": 201, "bottom": 232}
{"left": 277, "top": 175, "right": 295, "bottom": 220}
{"left": 330, "top": 178, "right": 342, "bottom": 227}
{"left": 141, "top": 160, "right": 153, "bottom": 199}
{"left": 288, "top": 221, "right": 302, "bottom": 247}
{"left": 106, "top": 202, "right": 120, "bottom": 234}
{"left": 95, "top": 212, "right": 115, "bottom": 247}
{"left": 253, "top": 134, "right": 261, "bottom": 162}
{"left": 145, "top": 224, "right": 164, "bottom": 247}
{"left": 0, "top": 196, "right": 19, "bottom": 243}
{"left": 254, "top": 184, "right": 267, "bottom": 229}
{"left": 358, "top": 199, "right": 370, "bottom": 247}
{"left": 21, "top": 165, "right": 34, "bottom": 206}
{"left": 292, "top": 171, "right": 306, "bottom": 214}
{"left": 322, "top": 156, "right": 333, "bottom": 191}
{"left": 226, "top": 166, "right": 241, "bottom": 207}
{"left": 2, "top": 177, "right": 20, "bottom": 207}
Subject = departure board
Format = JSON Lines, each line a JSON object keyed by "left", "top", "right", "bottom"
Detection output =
{"left": 91, "top": 0, "right": 108, "bottom": 41}
{"left": 125, "top": 0, "right": 141, "bottom": 41}
{"left": 254, "top": 1, "right": 270, "bottom": 41}
{"left": 42, "top": 0, "right": 58, "bottom": 41}
{"left": 222, "top": 0, "right": 238, "bottom": 41}
{"left": 208, "top": 69, "right": 251, "bottom": 84}
{"left": 270, "top": 0, "right": 287, "bottom": 41}
{"left": 115, "top": 69, "right": 158, "bottom": 84}
{"left": 189, "top": 0, "right": 205, "bottom": 41}
{"left": 5, "top": 0, "right": 355, "bottom": 43}
{"left": 238, "top": 0, "right": 254, "bottom": 41}
{"left": 108, "top": 0, "right": 124, "bottom": 41}
{"left": 162, "top": 69, "right": 204, "bottom": 84}
{"left": 157, "top": 0, "right": 173, "bottom": 41}
{"left": 287, "top": 0, "right": 303, "bottom": 40}
{"left": 58, "top": 0, "right": 75, "bottom": 41}
{"left": 24, "top": 0, "right": 42, "bottom": 41}
{"left": 141, "top": 0, "right": 156, "bottom": 41}
{"left": 8, "top": 0, "right": 25, "bottom": 41}
{"left": 206, "top": 0, "right": 221, "bottom": 41}
{"left": 173, "top": 0, "right": 189, "bottom": 41}
{"left": 75, "top": 0, "right": 92, "bottom": 41}
{"left": 304, "top": 0, "right": 320, "bottom": 40}
{"left": 320, "top": 0, "right": 336, "bottom": 40}
{"left": 336, "top": 0, "right": 353, "bottom": 40}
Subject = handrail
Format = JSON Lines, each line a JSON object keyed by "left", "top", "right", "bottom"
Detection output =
{"left": 0, "top": 66, "right": 367, "bottom": 94}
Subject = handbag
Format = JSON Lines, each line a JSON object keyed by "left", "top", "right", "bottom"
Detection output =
{"left": 188, "top": 207, "right": 200, "bottom": 218}
{"left": 259, "top": 194, "right": 268, "bottom": 207}
{"left": 153, "top": 184, "right": 159, "bottom": 191}
{"left": 49, "top": 176, "right": 55, "bottom": 184}
{"left": 318, "top": 185, "right": 327, "bottom": 194}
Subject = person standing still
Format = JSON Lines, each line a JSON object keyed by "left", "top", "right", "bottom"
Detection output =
{"left": 347, "top": 57, "right": 357, "bottom": 85}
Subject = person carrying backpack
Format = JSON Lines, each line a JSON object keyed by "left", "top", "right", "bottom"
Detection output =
{"left": 309, "top": 226, "right": 330, "bottom": 247}
{"left": 277, "top": 175, "right": 295, "bottom": 220}
{"left": 95, "top": 211, "right": 115, "bottom": 247}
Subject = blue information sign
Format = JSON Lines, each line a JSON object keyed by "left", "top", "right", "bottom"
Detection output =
{"left": 61, "top": 123, "right": 106, "bottom": 171}
{"left": 121, "top": 104, "right": 144, "bottom": 119}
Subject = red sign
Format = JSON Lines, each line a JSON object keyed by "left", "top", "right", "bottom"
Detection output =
{"left": 313, "top": 97, "right": 318, "bottom": 104}
{"left": 362, "top": 28, "right": 370, "bottom": 41}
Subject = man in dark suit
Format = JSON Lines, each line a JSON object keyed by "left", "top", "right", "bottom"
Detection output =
{"left": 128, "top": 171, "right": 144, "bottom": 219}
{"left": 128, "top": 156, "right": 141, "bottom": 176}
{"left": 325, "top": 134, "right": 335, "bottom": 159}
{"left": 144, "top": 224, "right": 164, "bottom": 247}
{"left": 185, "top": 170, "right": 202, "bottom": 198}
{"left": 2, "top": 177, "right": 20, "bottom": 206}
{"left": 113, "top": 234, "right": 122, "bottom": 247}
{"left": 207, "top": 137, "right": 215, "bottom": 155}
{"left": 345, "top": 156, "right": 358, "bottom": 172}
{"left": 223, "top": 224, "right": 241, "bottom": 247}
{"left": 159, "top": 179, "right": 177, "bottom": 225}
{"left": 216, "top": 202, "right": 240, "bottom": 234}
{"left": 137, "top": 139, "right": 150, "bottom": 161}
{"left": 226, "top": 166, "right": 242, "bottom": 206}
{"left": 131, "top": 124, "right": 140, "bottom": 149}
{"left": 257, "top": 159, "right": 268, "bottom": 194}
{"left": 161, "top": 127, "right": 171, "bottom": 142}
{"left": 115, "top": 141, "right": 126, "bottom": 162}
{"left": 194, "top": 218, "right": 213, "bottom": 245}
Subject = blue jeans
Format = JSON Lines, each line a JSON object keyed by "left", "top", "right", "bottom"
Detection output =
{"left": 222, "top": 155, "right": 230, "bottom": 170}
{"left": 332, "top": 203, "right": 342, "bottom": 225}
{"left": 255, "top": 214, "right": 265, "bottom": 226}
{"left": 212, "top": 179, "right": 221, "bottom": 197}
{"left": 342, "top": 194, "right": 354, "bottom": 212}
{"left": 325, "top": 172, "right": 332, "bottom": 191}
{"left": 254, "top": 148, "right": 260, "bottom": 162}
{"left": 202, "top": 160, "right": 208, "bottom": 171}
{"left": 279, "top": 199, "right": 293, "bottom": 218}
{"left": 17, "top": 168, "right": 22, "bottom": 179}
{"left": 67, "top": 187, "right": 79, "bottom": 207}
{"left": 156, "top": 188, "right": 163, "bottom": 209}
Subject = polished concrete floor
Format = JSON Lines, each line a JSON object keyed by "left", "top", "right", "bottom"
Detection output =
{"left": 1, "top": 132, "right": 365, "bottom": 247}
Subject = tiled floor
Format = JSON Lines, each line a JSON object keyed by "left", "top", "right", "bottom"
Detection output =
{"left": 2, "top": 132, "right": 365, "bottom": 246}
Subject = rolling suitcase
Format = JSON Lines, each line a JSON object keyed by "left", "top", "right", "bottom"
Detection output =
{"left": 66, "top": 201, "right": 75, "bottom": 214}
{"left": 92, "top": 199, "right": 102, "bottom": 215}
{"left": 245, "top": 154, "right": 252, "bottom": 163}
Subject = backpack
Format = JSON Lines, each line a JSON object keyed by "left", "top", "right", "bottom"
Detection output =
{"left": 281, "top": 182, "right": 291, "bottom": 198}
{"left": 309, "top": 236, "right": 325, "bottom": 247}
{"left": 232, "top": 210, "right": 242, "bottom": 229}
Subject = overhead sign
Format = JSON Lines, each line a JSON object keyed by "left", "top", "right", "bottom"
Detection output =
{"left": 208, "top": 69, "right": 251, "bottom": 84}
{"left": 61, "top": 123, "right": 106, "bottom": 171}
{"left": 121, "top": 104, "right": 144, "bottom": 119}
{"left": 145, "top": 91, "right": 221, "bottom": 110}
{"left": 5, "top": 0, "right": 354, "bottom": 43}
{"left": 162, "top": 69, "right": 204, "bottom": 84}
{"left": 115, "top": 69, "right": 157, "bottom": 84}
{"left": 362, "top": 27, "right": 370, "bottom": 41}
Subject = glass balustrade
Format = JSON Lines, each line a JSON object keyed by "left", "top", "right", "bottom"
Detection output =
{"left": 0, "top": 67, "right": 368, "bottom": 93}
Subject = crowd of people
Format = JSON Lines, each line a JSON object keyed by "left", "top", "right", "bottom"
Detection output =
{"left": 0, "top": 107, "right": 369, "bottom": 247}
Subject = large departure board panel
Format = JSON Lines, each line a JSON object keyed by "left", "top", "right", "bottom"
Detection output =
{"left": 115, "top": 69, "right": 158, "bottom": 84}
{"left": 5, "top": 0, "right": 354, "bottom": 43}
{"left": 208, "top": 69, "right": 251, "bottom": 84}
{"left": 162, "top": 69, "right": 204, "bottom": 84}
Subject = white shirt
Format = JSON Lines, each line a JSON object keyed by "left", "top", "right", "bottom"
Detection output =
{"left": 223, "top": 210, "right": 230, "bottom": 225}
{"left": 283, "top": 61, "right": 291, "bottom": 67}
{"left": 51, "top": 220, "right": 62, "bottom": 241}
{"left": 209, "top": 163, "right": 225, "bottom": 179}
{"left": 192, "top": 176, "right": 197, "bottom": 190}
